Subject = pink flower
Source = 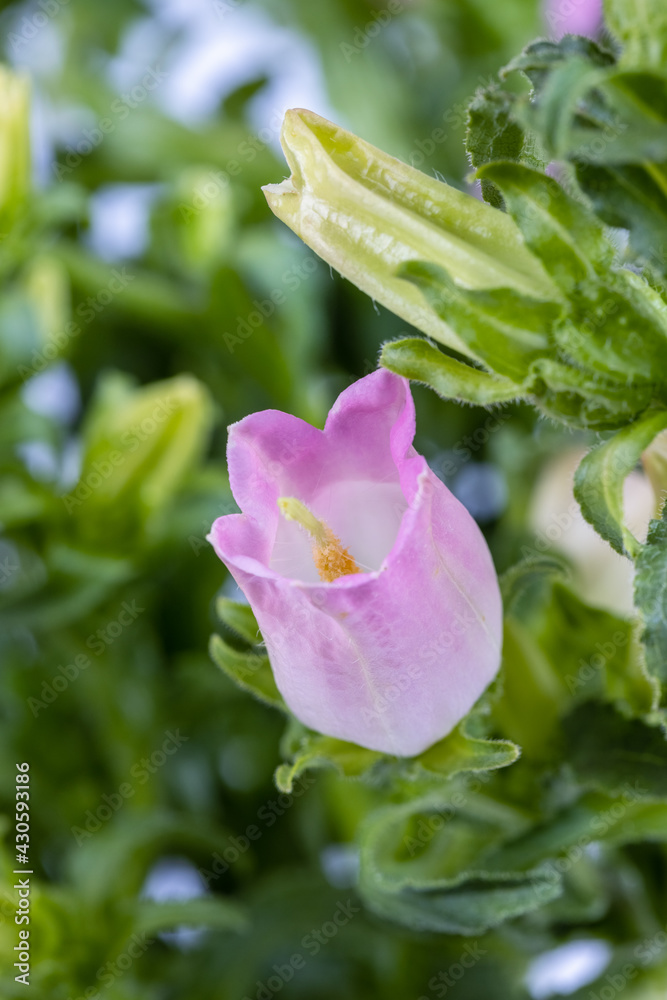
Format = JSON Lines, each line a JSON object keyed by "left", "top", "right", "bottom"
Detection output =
{"left": 208, "top": 371, "right": 502, "bottom": 756}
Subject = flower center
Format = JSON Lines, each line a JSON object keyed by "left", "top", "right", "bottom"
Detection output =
{"left": 277, "top": 497, "right": 361, "bottom": 582}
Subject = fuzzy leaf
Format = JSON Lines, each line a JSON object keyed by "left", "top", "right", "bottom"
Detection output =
{"left": 574, "top": 410, "right": 667, "bottom": 557}
{"left": 380, "top": 337, "right": 523, "bottom": 405}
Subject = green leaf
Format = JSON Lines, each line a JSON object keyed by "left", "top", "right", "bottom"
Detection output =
{"left": 275, "top": 733, "right": 383, "bottom": 793}
{"left": 635, "top": 510, "right": 667, "bottom": 702}
{"left": 477, "top": 162, "right": 614, "bottom": 293}
{"left": 605, "top": 0, "right": 667, "bottom": 70}
{"left": 380, "top": 337, "right": 524, "bottom": 405}
{"left": 400, "top": 260, "right": 560, "bottom": 382}
{"left": 208, "top": 633, "right": 286, "bottom": 711}
{"left": 133, "top": 897, "right": 247, "bottom": 935}
{"left": 564, "top": 701, "right": 667, "bottom": 797}
{"left": 574, "top": 409, "right": 667, "bottom": 557}
{"left": 263, "top": 109, "right": 556, "bottom": 363}
{"left": 359, "top": 791, "right": 560, "bottom": 933}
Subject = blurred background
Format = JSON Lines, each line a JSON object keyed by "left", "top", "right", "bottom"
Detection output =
{"left": 0, "top": 0, "right": 635, "bottom": 997}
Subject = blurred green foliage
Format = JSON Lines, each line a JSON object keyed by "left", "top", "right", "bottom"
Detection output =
{"left": 3, "top": 0, "right": 667, "bottom": 998}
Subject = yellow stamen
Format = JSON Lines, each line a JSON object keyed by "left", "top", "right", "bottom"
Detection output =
{"left": 278, "top": 497, "right": 361, "bottom": 582}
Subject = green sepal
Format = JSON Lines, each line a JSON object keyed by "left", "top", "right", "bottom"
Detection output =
{"left": 413, "top": 723, "right": 520, "bottom": 780}
{"left": 214, "top": 595, "right": 261, "bottom": 646}
{"left": 275, "top": 732, "right": 383, "bottom": 793}
{"left": 400, "top": 259, "right": 560, "bottom": 381}
{"left": 380, "top": 337, "right": 524, "bottom": 405}
{"left": 477, "top": 161, "right": 614, "bottom": 293}
{"left": 574, "top": 409, "right": 667, "bottom": 557}
{"left": 208, "top": 632, "right": 286, "bottom": 711}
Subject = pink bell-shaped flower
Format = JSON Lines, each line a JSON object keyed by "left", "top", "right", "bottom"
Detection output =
{"left": 208, "top": 371, "right": 502, "bottom": 756}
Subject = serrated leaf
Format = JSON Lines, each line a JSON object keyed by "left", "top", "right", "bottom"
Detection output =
{"left": 208, "top": 633, "right": 286, "bottom": 710}
{"left": 502, "top": 36, "right": 615, "bottom": 91}
{"left": 635, "top": 510, "right": 667, "bottom": 701}
{"left": 466, "top": 86, "right": 531, "bottom": 208}
{"left": 477, "top": 162, "right": 614, "bottom": 293}
{"left": 275, "top": 733, "right": 383, "bottom": 793}
{"left": 380, "top": 337, "right": 523, "bottom": 405}
{"left": 574, "top": 409, "right": 667, "bottom": 557}
{"left": 564, "top": 701, "right": 667, "bottom": 796}
{"left": 400, "top": 260, "right": 560, "bottom": 381}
